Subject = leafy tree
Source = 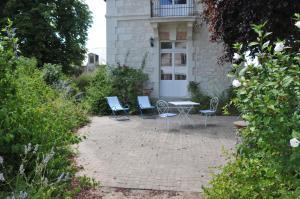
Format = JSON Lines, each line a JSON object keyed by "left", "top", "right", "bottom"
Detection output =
{"left": 200, "top": 0, "right": 300, "bottom": 61}
{"left": 0, "top": 0, "right": 92, "bottom": 73}
{"left": 204, "top": 16, "right": 300, "bottom": 198}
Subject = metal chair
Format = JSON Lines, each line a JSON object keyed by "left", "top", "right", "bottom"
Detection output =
{"left": 199, "top": 97, "right": 219, "bottom": 127}
{"left": 156, "top": 100, "right": 177, "bottom": 131}
{"left": 106, "top": 96, "right": 130, "bottom": 120}
{"left": 137, "top": 96, "right": 156, "bottom": 118}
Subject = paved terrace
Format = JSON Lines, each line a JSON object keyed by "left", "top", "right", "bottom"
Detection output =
{"left": 76, "top": 115, "right": 237, "bottom": 193}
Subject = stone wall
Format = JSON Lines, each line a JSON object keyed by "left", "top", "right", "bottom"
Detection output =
{"left": 193, "top": 26, "right": 232, "bottom": 96}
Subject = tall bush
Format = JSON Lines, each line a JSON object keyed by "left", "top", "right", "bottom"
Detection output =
{"left": 204, "top": 15, "right": 300, "bottom": 198}
{"left": 85, "top": 66, "right": 112, "bottom": 114}
{"left": 110, "top": 66, "right": 148, "bottom": 113}
{"left": 85, "top": 65, "right": 149, "bottom": 115}
{"left": 0, "top": 22, "right": 88, "bottom": 198}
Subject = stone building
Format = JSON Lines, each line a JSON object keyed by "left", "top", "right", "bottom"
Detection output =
{"left": 105, "top": 0, "right": 232, "bottom": 99}
{"left": 86, "top": 53, "right": 100, "bottom": 72}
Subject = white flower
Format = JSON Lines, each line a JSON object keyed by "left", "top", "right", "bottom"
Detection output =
{"left": 24, "top": 143, "right": 32, "bottom": 155}
{"left": 19, "top": 191, "right": 28, "bottom": 199}
{"left": 295, "top": 21, "right": 300, "bottom": 29}
{"left": 42, "top": 148, "right": 55, "bottom": 164}
{"left": 0, "top": 173, "right": 5, "bottom": 182}
{"left": 274, "top": 42, "right": 284, "bottom": 52}
{"left": 19, "top": 164, "right": 25, "bottom": 175}
{"left": 245, "top": 54, "right": 260, "bottom": 68}
{"left": 233, "top": 53, "right": 241, "bottom": 61}
{"left": 290, "top": 138, "right": 300, "bottom": 148}
{"left": 33, "top": 144, "right": 39, "bottom": 154}
{"left": 0, "top": 156, "right": 3, "bottom": 164}
{"left": 232, "top": 79, "right": 241, "bottom": 88}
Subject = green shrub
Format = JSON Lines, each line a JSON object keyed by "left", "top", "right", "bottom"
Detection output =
{"left": 218, "top": 87, "right": 239, "bottom": 115}
{"left": 204, "top": 15, "right": 300, "bottom": 197}
{"left": 204, "top": 157, "right": 300, "bottom": 199}
{"left": 110, "top": 66, "right": 148, "bottom": 113}
{"left": 85, "top": 65, "right": 149, "bottom": 115}
{"left": 188, "top": 81, "right": 210, "bottom": 111}
{"left": 42, "top": 63, "right": 63, "bottom": 85}
{"left": 73, "top": 72, "right": 93, "bottom": 93}
{"left": 43, "top": 63, "right": 80, "bottom": 98}
{"left": 85, "top": 66, "right": 112, "bottom": 114}
{"left": 0, "top": 21, "right": 88, "bottom": 197}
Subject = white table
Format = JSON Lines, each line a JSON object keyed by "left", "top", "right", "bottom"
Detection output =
{"left": 169, "top": 101, "right": 200, "bottom": 126}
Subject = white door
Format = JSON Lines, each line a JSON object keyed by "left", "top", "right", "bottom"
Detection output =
{"left": 160, "top": 41, "right": 188, "bottom": 97}
{"left": 160, "top": 0, "right": 189, "bottom": 16}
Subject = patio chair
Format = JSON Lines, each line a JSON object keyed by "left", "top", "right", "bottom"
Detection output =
{"left": 199, "top": 97, "right": 219, "bottom": 127}
{"left": 137, "top": 96, "right": 156, "bottom": 118}
{"left": 156, "top": 100, "right": 177, "bottom": 131}
{"left": 106, "top": 96, "right": 130, "bottom": 120}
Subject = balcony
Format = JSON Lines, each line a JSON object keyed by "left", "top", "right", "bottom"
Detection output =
{"left": 150, "top": 0, "right": 196, "bottom": 18}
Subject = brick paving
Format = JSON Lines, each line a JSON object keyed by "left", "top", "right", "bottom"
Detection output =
{"left": 76, "top": 115, "right": 236, "bottom": 192}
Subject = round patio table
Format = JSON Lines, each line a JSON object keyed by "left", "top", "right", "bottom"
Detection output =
{"left": 168, "top": 101, "right": 200, "bottom": 127}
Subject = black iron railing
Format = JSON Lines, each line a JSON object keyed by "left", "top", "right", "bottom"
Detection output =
{"left": 151, "top": 0, "right": 195, "bottom": 17}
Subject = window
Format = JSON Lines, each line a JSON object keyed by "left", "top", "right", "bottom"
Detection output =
{"left": 175, "top": 53, "right": 186, "bottom": 66}
{"left": 160, "top": 0, "right": 172, "bottom": 5}
{"left": 95, "top": 55, "right": 99, "bottom": 63}
{"left": 161, "top": 53, "right": 172, "bottom": 66}
{"left": 161, "top": 42, "right": 172, "bottom": 49}
{"left": 161, "top": 73, "right": 172, "bottom": 80}
{"left": 174, "top": 0, "right": 187, "bottom": 4}
{"left": 175, "top": 74, "right": 187, "bottom": 80}
{"left": 159, "top": 32, "right": 170, "bottom": 40}
{"left": 176, "top": 32, "right": 187, "bottom": 40}
{"left": 160, "top": 0, "right": 186, "bottom": 5}
{"left": 89, "top": 55, "right": 94, "bottom": 64}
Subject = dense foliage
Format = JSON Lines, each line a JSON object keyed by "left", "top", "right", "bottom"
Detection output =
{"left": 188, "top": 81, "right": 238, "bottom": 115}
{"left": 84, "top": 66, "right": 112, "bottom": 115}
{"left": 84, "top": 65, "right": 149, "bottom": 115}
{"left": 200, "top": 0, "right": 300, "bottom": 61}
{"left": 0, "top": 0, "right": 92, "bottom": 73}
{"left": 204, "top": 16, "right": 300, "bottom": 198}
{"left": 0, "top": 22, "right": 88, "bottom": 198}
{"left": 188, "top": 81, "right": 210, "bottom": 110}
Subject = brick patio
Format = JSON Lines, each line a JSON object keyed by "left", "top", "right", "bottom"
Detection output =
{"left": 76, "top": 115, "right": 236, "bottom": 192}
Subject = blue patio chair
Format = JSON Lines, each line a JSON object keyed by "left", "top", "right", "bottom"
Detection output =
{"left": 137, "top": 96, "right": 156, "bottom": 117}
{"left": 106, "top": 96, "right": 130, "bottom": 120}
{"left": 156, "top": 100, "right": 177, "bottom": 131}
{"left": 199, "top": 97, "right": 219, "bottom": 127}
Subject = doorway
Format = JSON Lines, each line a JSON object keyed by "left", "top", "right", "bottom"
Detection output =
{"left": 160, "top": 41, "right": 188, "bottom": 97}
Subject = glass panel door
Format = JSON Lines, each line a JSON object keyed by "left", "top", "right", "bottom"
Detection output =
{"left": 160, "top": 41, "right": 188, "bottom": 97}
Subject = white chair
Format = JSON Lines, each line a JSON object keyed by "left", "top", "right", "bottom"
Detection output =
{"left": 199, "top": 97, "right": 219, "bottom": 127}
{"left": 156, "top": 100, "right": 177, "bottom": 131}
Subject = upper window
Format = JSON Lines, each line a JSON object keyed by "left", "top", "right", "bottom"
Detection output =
{"left": 159, "top": 32, "right": 170, "bottom": 40}
{"left": 160, "top": 0, "right": 186, "bottom": 5}
{"left": 174, "top": 0, "right": 186, "bottom": 4}
{"left": 176, "top": 32, "right": 187, "bottom": 40}
{"left": 160, "top": 0, "right": 172, "bottom": 5}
